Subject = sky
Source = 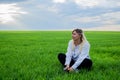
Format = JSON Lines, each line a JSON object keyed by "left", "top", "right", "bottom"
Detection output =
{"left": 0, "top": 0, "right": 120, "bottom": 31}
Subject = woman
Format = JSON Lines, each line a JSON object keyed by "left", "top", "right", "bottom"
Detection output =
{"left": 58, "top": 29, "right": 92, "bottom": 72}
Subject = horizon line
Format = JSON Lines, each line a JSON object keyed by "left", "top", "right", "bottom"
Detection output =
{"left": 0, "top": 29, "right": 120, "bottom": 31}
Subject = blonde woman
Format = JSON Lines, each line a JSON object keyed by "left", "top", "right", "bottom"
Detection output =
{"left": 58, "top": 29, "right": 92, "bottom": 72}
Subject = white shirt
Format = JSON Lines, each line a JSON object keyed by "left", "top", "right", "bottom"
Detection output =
{"left": 65, "top": 40, "right": 90, "bottom": 70}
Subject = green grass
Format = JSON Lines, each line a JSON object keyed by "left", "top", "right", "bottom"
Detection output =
{"left": 0, "top": 31, "right": 120, "bottom": 80}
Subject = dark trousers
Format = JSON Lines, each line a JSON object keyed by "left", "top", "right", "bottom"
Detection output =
{"left": 58, "top": 53, "right": 92, "bottom": 70}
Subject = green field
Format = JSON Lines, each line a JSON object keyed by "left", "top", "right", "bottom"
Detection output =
{"left": 0, "top": 31, "right": 120, "bottom": 80}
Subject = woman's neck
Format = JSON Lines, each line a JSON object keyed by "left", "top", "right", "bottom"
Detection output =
{"left": 74, "top": 39, "right": 81, "bottom": 46}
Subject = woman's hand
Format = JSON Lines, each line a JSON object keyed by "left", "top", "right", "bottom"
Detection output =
{"left": 64, "top": 65, "right": 69, "bottom": 71}
{"left": 68, "top": 67, "right": 74, "bottom": 72}
{"left": 66, "top": 65, "right": 69, "bottom": 69}
{"left": 64, "top": 65, "right": 74, "bottom": 72}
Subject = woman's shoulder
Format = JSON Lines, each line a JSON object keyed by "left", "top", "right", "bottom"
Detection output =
{"left": 68, "top": 39, "right": 73, "bottom": 43}
{"left": 68, "top": 40, "right": 73, "bottom": 45}
{"left": 69, "top": 39, "right": 73, "bottom": 43}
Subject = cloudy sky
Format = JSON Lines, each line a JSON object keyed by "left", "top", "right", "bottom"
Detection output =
{"left": 0, "top": 0, "right": 120, "bottom": 30}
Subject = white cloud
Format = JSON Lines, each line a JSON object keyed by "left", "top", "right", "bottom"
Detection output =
{"left": 100, "top": 12, "right": 120, "bottom": 25}
{"left": 73, "top": 16, "right": 100, "bottom": 23}
{"left": 72, "top": 11, "right": 120, "bottom": 25}
{"left": 51, "top": 0, "right": 120, "bottom": 10}
{"left": 37, "top": 4, "right": 59, "bottom": 13}
{"left": 73, "top": 0, "right": 120, "bottom": 8}
{"left": 0, "top": 3, "right": 27, "bottom": 24}
{"left": 0, "top": 21, "right": 29, "bottom": 30}
{"left": 101, "top": 0, "right": 120, "bottom": 8}
{"left": 53, "top": 0, "right": 66, "bottom": 3}
{"left": 74, "top": 0, "right": 99, "bottom": 8}
{"left": 84, "top": 25, "right": 120, "bottom": 31}
{"left": 47, "top": 5, "right": 59, "bottom": 13}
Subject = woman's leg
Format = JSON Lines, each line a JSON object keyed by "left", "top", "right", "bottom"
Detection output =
{"left": 58, "top": 53, "right": 66, "bottom": 67}
{"left": 77, "top": 58, "right": 92, "bottom": 70}
{"left": 58, "top": 53, "right": 75, "bottom": 67}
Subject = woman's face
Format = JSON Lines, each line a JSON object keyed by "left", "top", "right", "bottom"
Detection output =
{"left": 72, "top": 31, "right": 81, "bottom": 41}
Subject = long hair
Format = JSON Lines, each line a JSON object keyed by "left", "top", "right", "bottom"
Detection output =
{"left": 72, "top": 29, "right": 87, "bottom": 51}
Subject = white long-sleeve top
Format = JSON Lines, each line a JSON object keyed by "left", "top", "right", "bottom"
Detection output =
{"left": 65, "top": 40, "right": 90, "bottom": 70}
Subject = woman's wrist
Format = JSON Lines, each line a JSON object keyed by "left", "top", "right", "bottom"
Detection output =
{"left": 64, "top": 65, "right": 69, "bottom": 71}
{"left": 68, "top": 67, "right": 74, "bottom": 71}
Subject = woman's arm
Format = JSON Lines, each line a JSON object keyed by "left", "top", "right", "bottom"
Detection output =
{"left": 71, "top": 41, "right": 90, "bottom": 70}
{"left": 64, "top": 40, "right": 73, "bottom": 66}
